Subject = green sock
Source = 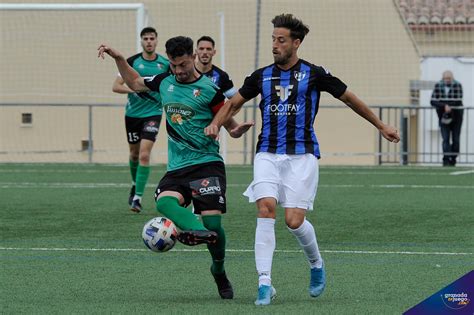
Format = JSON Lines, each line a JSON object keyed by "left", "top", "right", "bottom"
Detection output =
{"left": 202, "top": 215, "right": 226, "bottom": 274}
{"left": 156, "top": 196, "right": 206, "bottom": 231}
{"left": 129, "top": 160, "right": 139, "bottom": 183}
{"left": 135, "top": 165, "right": 150, "bottom": 196}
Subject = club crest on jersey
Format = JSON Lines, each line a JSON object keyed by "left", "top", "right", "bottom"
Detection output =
{"left": 138, "top": 64, "right": 145, "bottom": 69}
{"left": 275, "top": 85, "right": 294, "bottom": 102}
{"left": 294, "top": 71, "right": 306, "bottom": 81}
{"left": 157, "top": 63, "right": 163, "bottom": 69}
{"left": 193, "top": 89, "right": 201, "bottom": 98}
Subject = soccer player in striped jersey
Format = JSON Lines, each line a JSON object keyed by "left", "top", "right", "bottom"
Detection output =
{"left": 195, "top": 36, "right": 237, "bottom": 99}
{"left": 99, "top": 36, "right": 253, "bottom": 299}
{"left": 205, "top": 14, "right": 400, "bottom": 305}
{"left": 112, "top": 27, "right": 170, "bottom": 213}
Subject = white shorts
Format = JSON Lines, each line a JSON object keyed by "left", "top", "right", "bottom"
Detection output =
{"left": 243, "top": 152, "right": 319, "bottom": 210}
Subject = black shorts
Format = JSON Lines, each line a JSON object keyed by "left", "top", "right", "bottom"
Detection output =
{"left": 154, "top": 161, "right": 227, "bottom": 214}
{"left": 125, "top": 115, "right": 162, "bottom": 144}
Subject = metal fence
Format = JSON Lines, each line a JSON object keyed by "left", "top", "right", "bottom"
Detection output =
{"left": 0, "top": 104, "right": 472, "bottom": 165}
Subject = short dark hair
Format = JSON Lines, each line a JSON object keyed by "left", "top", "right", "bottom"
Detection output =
{"left": 197, "top": 36, "right": 215, "bottom": 47}
{"left": 272, "top": 14, "right": 309, "bottom": 42}
{"left": 140, "top": 27, "right": 157, "bottom": 37}
{"left": 165, "top": 36, "right": 194, "bottom": 59}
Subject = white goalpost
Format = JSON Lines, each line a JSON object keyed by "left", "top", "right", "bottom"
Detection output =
{"left": 0, "top": 3, "right": 153, "bottom": 163}
{"left": 0, "top": 3, "right": 148, "bottom": 52}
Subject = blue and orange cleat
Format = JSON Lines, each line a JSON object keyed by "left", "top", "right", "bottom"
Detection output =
{"left": 255, "top": 285, "right": 276, "bottom": 306}
{"left": 309, "top": 263, "right": 326, "bottom": 297}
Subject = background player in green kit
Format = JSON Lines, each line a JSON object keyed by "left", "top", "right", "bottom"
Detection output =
{"left": 112, "top": 27, "right": 170, "bottom": 213}
{"left": 98, "top": 36, "right": 253, "bottom": 299}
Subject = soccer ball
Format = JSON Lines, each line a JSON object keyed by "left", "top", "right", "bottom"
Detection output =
{"left": 142, "top": 217, "right": 178, "bottom": 252}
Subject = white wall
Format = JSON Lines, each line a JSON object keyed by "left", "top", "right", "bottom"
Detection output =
{"left": 419, "top": 57, "right": 474, "bottom": 164}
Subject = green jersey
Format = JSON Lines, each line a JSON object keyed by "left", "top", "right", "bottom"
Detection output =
{"left": 144, "top": 73, "right": 225, "bottom": 171}
{"left": 125, "top": 53, "right": 170, "bottom": 118}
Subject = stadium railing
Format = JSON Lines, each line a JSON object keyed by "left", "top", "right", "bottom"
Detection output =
{"left": 0, "top": 103, "right": 472, "bottom": 165}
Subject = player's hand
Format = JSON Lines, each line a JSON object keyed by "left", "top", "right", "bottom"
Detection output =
{"left": 380, "top": 124, "right": 400, "bottom": 143}
{"left": 97, "top": 44, "right": 122, "bottom": 60}
{"left": 204, "top": 124, "right": 220, "bottom": 140}
{"left": 228, "top": 121, "right": 255, "bottom": 138}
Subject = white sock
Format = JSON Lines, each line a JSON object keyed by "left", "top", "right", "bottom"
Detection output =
{"left": 288, "top": 219, "right": 323, "bottom": 269}
{"left": 133, "top": 195, "right": 142, "bottom": 202}
{"left": 255, "top": 218, "right": 276, "bottom": 287}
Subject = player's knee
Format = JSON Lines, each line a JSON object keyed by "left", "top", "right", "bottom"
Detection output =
{"left": 139, "top": 152, "right": 150, "bottom": 165}
{"left": 285, "top": 216, "right": 304, "bottom": 229}
{"left": 129, "top": 152, "right": 139, "bottom": 161}
{"left": 257, "top": 207, "right": 276, "bottom": 218}
{"left": 155, "top": 196, "right": 177, "bottom": 213}
{"left": 256, "top": 198, "right": 276, "bottom": 218}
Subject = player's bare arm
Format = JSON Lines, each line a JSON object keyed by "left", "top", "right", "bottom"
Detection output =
{"left": 339, "top": 90, "right": 400, "bottom": 143}
{"left": 112, "top": 76, "right": 134, "bottom": 94}
{"left": 223, "top": 118, "right": 255, "bottom": 139}
{"left": 204, "top": 92, "right": 248, "bottom": 139}
{"left": 98, "top": 44, "right": 149, "bottom": 92}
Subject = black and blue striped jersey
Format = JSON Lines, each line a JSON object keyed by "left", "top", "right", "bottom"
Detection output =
{"left": 239, "top": 59, "right": 347, "bottom": 158}
{"left": 200, "top": 65, "right": 236, "bottom": 99}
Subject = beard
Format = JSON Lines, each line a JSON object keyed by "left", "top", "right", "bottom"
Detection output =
{"left": 199, "top": 56, "right": 211, "bottom": 65}
{"left": 273, "top": 50, "right": 292, "bottom": 65}
{"left": 176, "top": 73, "right": 190, "bottom": 82}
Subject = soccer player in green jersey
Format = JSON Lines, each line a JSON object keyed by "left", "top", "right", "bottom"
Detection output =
{"left": 112, "top": 27, "right": 170, "bottom": 213}
{"left": 99, "top": 36, "right": 253, "bottom": 299}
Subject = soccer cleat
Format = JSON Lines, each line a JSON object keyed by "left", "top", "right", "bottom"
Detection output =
{"left": 128, "top": 185, "right": 136, "bottom": 206}
{"left": 130, "top": 198, "right": 142, "bottom": 213}
{"left": 309, "top": 263, "right": 326, "bottom": 297}
{"left": 211, "top": 268, "right": 234, "bottom": 299}
{"left": 254, "top": 285, "right": 276, "bottom": 306}
{"left": 177, "top": 230, "right": 218, "bottom": 246}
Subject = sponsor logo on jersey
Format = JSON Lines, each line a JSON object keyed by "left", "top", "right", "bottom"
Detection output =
{"left": 263, "top": 76, "right": 281, "bottom": 82}
{"left": 275, "top": 85, "right": 294, "bottom": 102}
{"left": 165, "top": 103, "right": 195, "bottom": 125}
{"left": 267, "top": 103, "right": 300, "bottom": 116}
{"left": 211, "top": 76, "right": 218, "bottom": 84}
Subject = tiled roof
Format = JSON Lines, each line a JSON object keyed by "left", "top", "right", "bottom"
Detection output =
{"left": 398, "top": 0, "right": 474, "bottom": 25}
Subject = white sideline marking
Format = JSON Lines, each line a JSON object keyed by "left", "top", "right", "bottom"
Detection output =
{"left": 0, "top": 247, "right": 471, "bottom": 256}
{"left": 450, "top": 169, "right": 474, "bottom": 176}
{"left": 1, "top": 182, "right": 473, "bottom": 189}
